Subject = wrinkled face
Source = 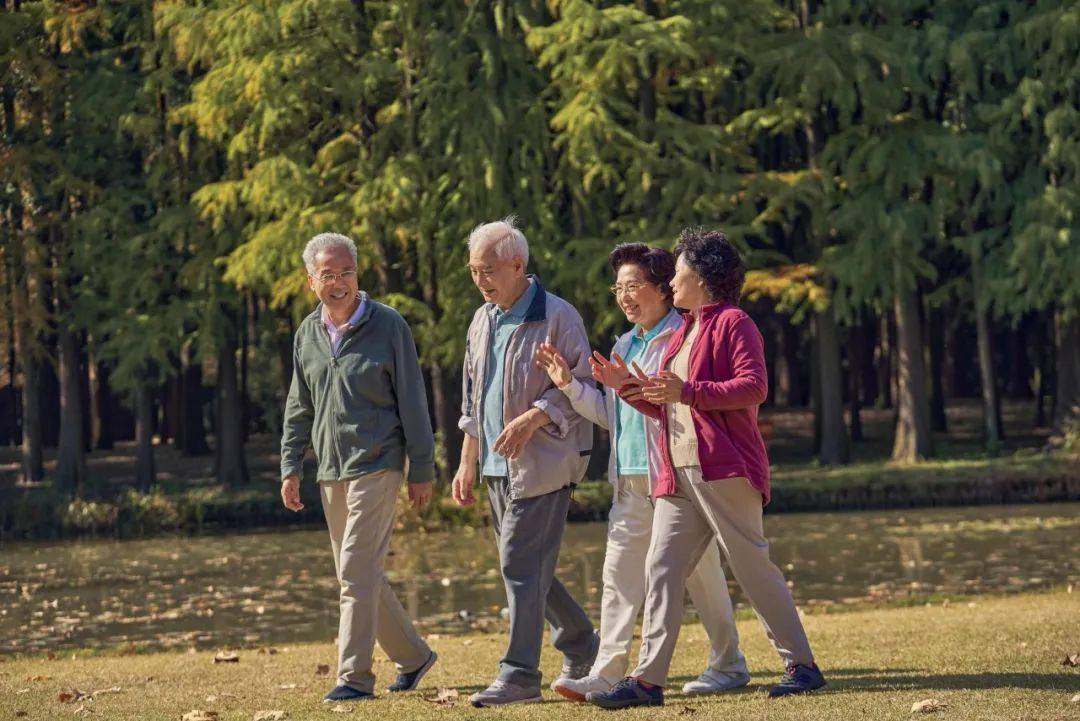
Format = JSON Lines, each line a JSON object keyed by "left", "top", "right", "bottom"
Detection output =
{"left": 468, "top": 241, "right": 525, "bottom": 308}
{"left": 670, "top": 254, "right": 710, "bottom": 311}
{"left": 613, "top": 263, "right": 668, "bottom": 326}
{"left": 308, "top": 245, "right": 359, "bottom": 316}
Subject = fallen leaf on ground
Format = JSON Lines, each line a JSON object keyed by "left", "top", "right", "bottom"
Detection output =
{"left": 424, "top": 688, "right": 459, "bottom": 706}
{"left": 15, "top": 712, "right": 27, "bottom": 718}
{"left": 16, "top": 688, "right": 30, "bottom": 695}
{"left": 182, "top": 712, "right": 219, "bottom": 721}
{"left": 253, "top": 712, "right": 288, "bottom": 721}
{"left": 213, "top": 652, "right": 239, "bottom": 664}
{"left": 1062, "top": 653, "right": 1079, "bottom": 667}
{"left": 91, "top": 687, "right": 122, "bottom": 697}
{"left": 315, "top": 664, "right": 331, "bottom": 676}
{"left": 328, "top": 704, "right": 351, "bottom": 714}
{"left": 26, "top": 675, "right": 51, "bottom": 682}
{"left": 911, "top": 699, "right": 946, "bottom": 713}
{"left": 205, "top": 693, "right": 237, "bottom": 704}
{"left": 73, "top": 705, "right": 93, "bottom": 716}
{"left": 58, "top": 690, "right": 91, "bottom": 703}
{"left": 1071, "top": 693, "right": 1080, "bottom": 703}
{"left": 278, "top": 683, "right": 298, "bottom": 690}
{"left": 678, "top": 705, "right": 697, "bottom": 715}
{"left": 257, "top": 648, "right": 279, "bottom": 656}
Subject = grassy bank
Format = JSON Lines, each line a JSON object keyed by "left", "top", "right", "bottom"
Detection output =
{"left": 1, "top": 448, "right": 1076, "bottom": 540}
{"left": 1, "top": 591, "right": 1077, "bottom": 720}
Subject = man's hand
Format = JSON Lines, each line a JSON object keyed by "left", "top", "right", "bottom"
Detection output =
{"left": 408, "top": 481, "right": 433, "bottom": 510}
{"left": 642, "top": 370, "right": 686, "bottom": 405}
{"left": 451, "top": 465, "right": 477, "bottom": 507}
{"left": 281, "top": 475, "right": 304, "bottom": 511}
{"left": 493, "top": 408, "right": 546, "bottom": 460}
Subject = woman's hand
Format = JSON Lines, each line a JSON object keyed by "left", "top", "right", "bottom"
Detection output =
{"left": 641, "top": 370, "right": 686, "bottom": 405}
{"left": 590, "top": 351, "right": 632, "bottom": 389}
{"left": 535, "top": 342, "right": 573, "bottom": 388}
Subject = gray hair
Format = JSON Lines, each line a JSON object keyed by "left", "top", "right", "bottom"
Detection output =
{"left": 467, "top": 216, "right": 529, "bottom": 265}
{"left": 303, "top": 232, "right": 357, "bottom": 274}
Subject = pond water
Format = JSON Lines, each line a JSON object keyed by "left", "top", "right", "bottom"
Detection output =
{"left": 2, "top": 502, "right": 1077, "bottom": 654}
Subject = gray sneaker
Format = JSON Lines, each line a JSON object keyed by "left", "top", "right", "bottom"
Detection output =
{"left": 682, "top": 668, "right": 751, "bottom": 695}
{"left": 469, "top": 679, "right": 542, "bottom": 707}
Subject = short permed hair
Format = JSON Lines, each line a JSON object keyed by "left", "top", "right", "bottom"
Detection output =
{"left": 673, "top": 228, "right": 745, "bottom": 304}
{"left": 608, "top": 243, "right": 676, "bottom": 301}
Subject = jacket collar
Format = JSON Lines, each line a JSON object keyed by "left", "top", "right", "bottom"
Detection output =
{"left": 697, "top": 300, "right": 735, "bottom": 321}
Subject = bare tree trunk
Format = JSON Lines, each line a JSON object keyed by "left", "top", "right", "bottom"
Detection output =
{"left": 56, "top": 322, "right": 86, "bottom": 492}
{"left": 134, "top": 380, "right": 156, "bottom": 492}
{"left": 849, "top": 316, "right": 864, "bottom": 442}
{"left": 876, "top": 313, "right": 893, "bottom": 409}
{"left": 892, "top": 281, "right": 933, "bottom": 462}
{"left": 972, "top": 253, "right": 1003, "bottom": 448}
{"left": 927, "top": 302, "right": 948, "bottom": 432}
{"left": 180, "top": 344, "right": 210, "bottom": 456}
{"left": 1050, "top": 310, "right": 1080, "bottom": 443}
{"left": 815, "top": 306, "right": 850, "bottom": 464}
{"left": 216, "top": 323, "right": 249, "bottom": 487}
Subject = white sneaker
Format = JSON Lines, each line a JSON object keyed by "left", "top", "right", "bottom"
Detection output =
{"left": 551, "top": 674, "right": 612, "bottom": 702}
{"left": 682, "top": 668, "right": 751, "bottom": 695}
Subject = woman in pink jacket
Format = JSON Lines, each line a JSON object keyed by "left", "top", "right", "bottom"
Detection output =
{"left": 587, "top": 228, "right": 826, "bottom": 709}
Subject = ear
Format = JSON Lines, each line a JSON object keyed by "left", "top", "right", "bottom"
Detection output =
{"left": 307, "top": 275, "right": 317, "bottom": 293}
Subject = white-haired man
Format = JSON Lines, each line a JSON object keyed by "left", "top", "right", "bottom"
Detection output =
{"left": 453, "top": 217, "right": 599, "bottom": 707}
{"left": 280, "top": 232, "right": 438, "bottom": 702}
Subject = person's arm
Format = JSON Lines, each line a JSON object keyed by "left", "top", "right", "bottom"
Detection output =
{"left": 391, "top": 316, "right": 436, "bottom": 485}
{"left": 680, "top": 315, "right": 768, "bottom": 411}
{"left": 531, "top": 308, "right": 593, "bottom": 438}
{"left": 280, "top": 334, "right": 314, "bottom": 481}
{"left": 453, "top": 325, "right": 480, "bottom": 506}
{"left": 536, "top": 341, "right": 610, "bottom": 429}
{"left": 617, "top": 380, "right": 664, "bottom": 419}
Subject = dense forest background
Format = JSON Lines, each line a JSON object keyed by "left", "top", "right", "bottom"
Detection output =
{"left": 1, "top": 0, "right": 1077, "bottom": 495}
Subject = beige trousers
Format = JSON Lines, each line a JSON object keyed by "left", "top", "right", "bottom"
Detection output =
{"left": 633, "top": 467, "right": 814, "bottom": 686}
{"left": 592, "top": 474, "right": 747, "bottom": 683}
{"left": 320, "top": 469, "right": 431, "bottom": 693}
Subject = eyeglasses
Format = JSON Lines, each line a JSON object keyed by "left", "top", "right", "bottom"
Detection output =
{"left": 609, "top": 282, "right": 648, "bottom": 297}
{"left": 313, "top": 270, "right": 357, "bottom": 284}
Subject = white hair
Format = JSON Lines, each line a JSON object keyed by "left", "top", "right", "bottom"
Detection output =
{"left": 467, "top": 216, "right": 529, "bottom": 265}
{"left": 303, "top": 232, "right": 357, "bottom": 274}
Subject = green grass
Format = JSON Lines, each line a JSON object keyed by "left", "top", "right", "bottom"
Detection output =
{"left": 2, "top": 591, "right": 1078, "bottom": 720}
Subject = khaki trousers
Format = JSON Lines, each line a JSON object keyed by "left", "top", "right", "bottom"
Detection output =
{"left": 592, "top": 474, "right": 747, "bottom": 683}
{"left": 320, "top": 469, "right": 431, "bottom": 693}
{"left": 633, "top": 467, "right": 814, "bottom": 686}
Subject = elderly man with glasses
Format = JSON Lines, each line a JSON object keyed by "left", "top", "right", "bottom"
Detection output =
{"left": 280, "top": 232, "right": 438, "bottom": 703}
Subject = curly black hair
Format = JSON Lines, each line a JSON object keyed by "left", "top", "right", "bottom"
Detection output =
{"left": 673, "top": 228, "right": 745, "bottom": 304}
{"left": 607, "top": 242, "right": 676, "bottom": 301}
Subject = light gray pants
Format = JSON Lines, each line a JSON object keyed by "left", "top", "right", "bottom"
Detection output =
{"left": 320, "top": 470, "right": 431, "bottom": 693}
{"left": 592, "top": 474, "right": 747, "bottom": 683}
{"left": 486, "top": 476, "right": 597, "bottom": 689}
{"left": 633, "top": 468, "right": 814, "bottom": 686}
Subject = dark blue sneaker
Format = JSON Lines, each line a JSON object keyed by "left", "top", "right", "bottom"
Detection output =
{"left": 323, "top": 684, "right": 374, "bottom": 702}
{"left": 586, "top": 677, "right": 664, "bottom": 709}
{"left": 388, "top": 651, "right": 438, "bottom": 692}
{"left": 768, "top": 663, "right": 826, "bottom": 698}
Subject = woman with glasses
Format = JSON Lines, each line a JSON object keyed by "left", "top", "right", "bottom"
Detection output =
{"left": 585, "top": 229, "right": 826, "bottom": 709}
{"left": 535, "top": 243, "right": 749, "bottom": 702}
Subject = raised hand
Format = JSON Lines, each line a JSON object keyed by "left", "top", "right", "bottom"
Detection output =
{"left": 590, "top": 351, "right": 632, "bottom": 389}
{"left": 641, "top": 370, "right": 686, "bottom": 405}
{"left": 535, "top": 342, "right": 573, "bottom": 388}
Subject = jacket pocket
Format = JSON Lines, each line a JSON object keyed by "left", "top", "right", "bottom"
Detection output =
{"left": 339, "top": 409, "right": 381, "bottom": 465}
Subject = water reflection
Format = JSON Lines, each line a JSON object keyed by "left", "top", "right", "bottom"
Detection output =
{"left": 1, "top": 503, "right": 1077, "bottom": 654}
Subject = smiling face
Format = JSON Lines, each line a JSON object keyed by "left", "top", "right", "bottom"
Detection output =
{"left": 670, "top": 253, "right": 710, "bottom": 312}
{"left": 308, "top": 245, "right": 359, "bottom": 317}
{"left": 613, "top": 263, "right": 669, "bottom": 329}
{"left": 468, "top": 239, "right": 527, "bottom": 310}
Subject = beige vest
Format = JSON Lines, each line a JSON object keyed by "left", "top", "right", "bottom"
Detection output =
{"left": 666, "top": 320, "right": 701, "bottom": 467}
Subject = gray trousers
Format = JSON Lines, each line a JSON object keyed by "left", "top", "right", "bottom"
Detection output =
{"left": 486, "top": 476, "right": 596, "bottom": 688}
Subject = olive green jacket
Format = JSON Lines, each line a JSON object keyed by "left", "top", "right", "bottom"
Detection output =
{"left": 280, "top": 294, "right": 435, "bottom": 484}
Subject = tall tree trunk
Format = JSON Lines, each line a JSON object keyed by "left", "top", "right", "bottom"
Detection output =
{"left": 815, "top": 306, "right": 850, "bottom": 463}
{"left": 892, "top": 281, "right": 933, "bottom": 462}
{"left": 18, "top": 350, "right": 43, "bottom": 482}
{"left": 971, "top": 253, "right": 1003, "bottom": 448}
{"left": 877, "top": 312, "right": 893, "bottom": 409}
{"left": 134, "top": 380, "right": 156, "bottom": 492}
{"left": 1032, "top": 311, "right": 1050, "bottom": 427}
{"left": 240, "top": 292, "right": 251, "bottom": 442}
{"left": 1050, "top": 310, "right": 1080, "bottom": 443}
{"left": 780, "top": 321, "right": 804, "bottom": 406}
{"left": 55, "top": 323, "right": 86, "bottom": 492}
{"left": 927, "top": 302, "right": 948, "bottom": 432}
{"left": 180, "top": 346, "right": 210, "bottom": 456}
{"left": 859, "top": 309, "right": 878, "bottom": 409}
{"left": 216, "top": 324, "right": 249, "bottom": 487}
{"left": 849, "top": 316, "right": 864, "bottom": 442}
{"left": 87, "top": 349, "right": 116, "bottom": 450}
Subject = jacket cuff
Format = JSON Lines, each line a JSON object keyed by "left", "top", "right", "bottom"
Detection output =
{"left": 680, "top": 381, "right": 697, "bottom": 406}
{"left": 406, "top": 461, "right": 436, "bottom": 485}
{"left": 558, "top": 377, "right": 584, "bottom": 402}
{"left": 532, "top": 399, "right": 569, "bottom": 438}
{"left": 458, "top": 415, "right": 480, "bottom": 438}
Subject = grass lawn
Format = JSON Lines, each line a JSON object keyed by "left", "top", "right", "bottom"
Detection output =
{"left": 2, "top": 591, "right": 1078, "bottom": 720}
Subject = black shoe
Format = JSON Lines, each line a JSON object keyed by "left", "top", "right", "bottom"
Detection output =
{"left": 768, "top": 663, "right": 826, "bottom": 698}
{"left": 323, "top": 684, "right": 374, "bottom": 702}
{"left": 586, "top": 677, "right": 664, "bottom": 709}
{"left": 388, "top": 651, "right": 438, "bottom": 692}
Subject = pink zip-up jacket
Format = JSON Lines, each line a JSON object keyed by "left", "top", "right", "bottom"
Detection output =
{"left": 620, "top": 302, "right": 772, "bottom": 504}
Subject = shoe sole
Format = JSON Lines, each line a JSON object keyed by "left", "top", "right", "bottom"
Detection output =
{"left": 682, "top": 677, "right": 751, "bottom": 695}
{"left": 588, "top": 697, "right": 663, "bottom": 709}
{"left": 470, "top": 695, "right": 542, "bottom": 708}
{"left": 768, "top": 680, "right": 826, "bottom": 698}
{"left": 388, "top": 651, "right": 438, "bottom": 692}
{"left": 551, "top": 682, "right": 587, "bottom": 702}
